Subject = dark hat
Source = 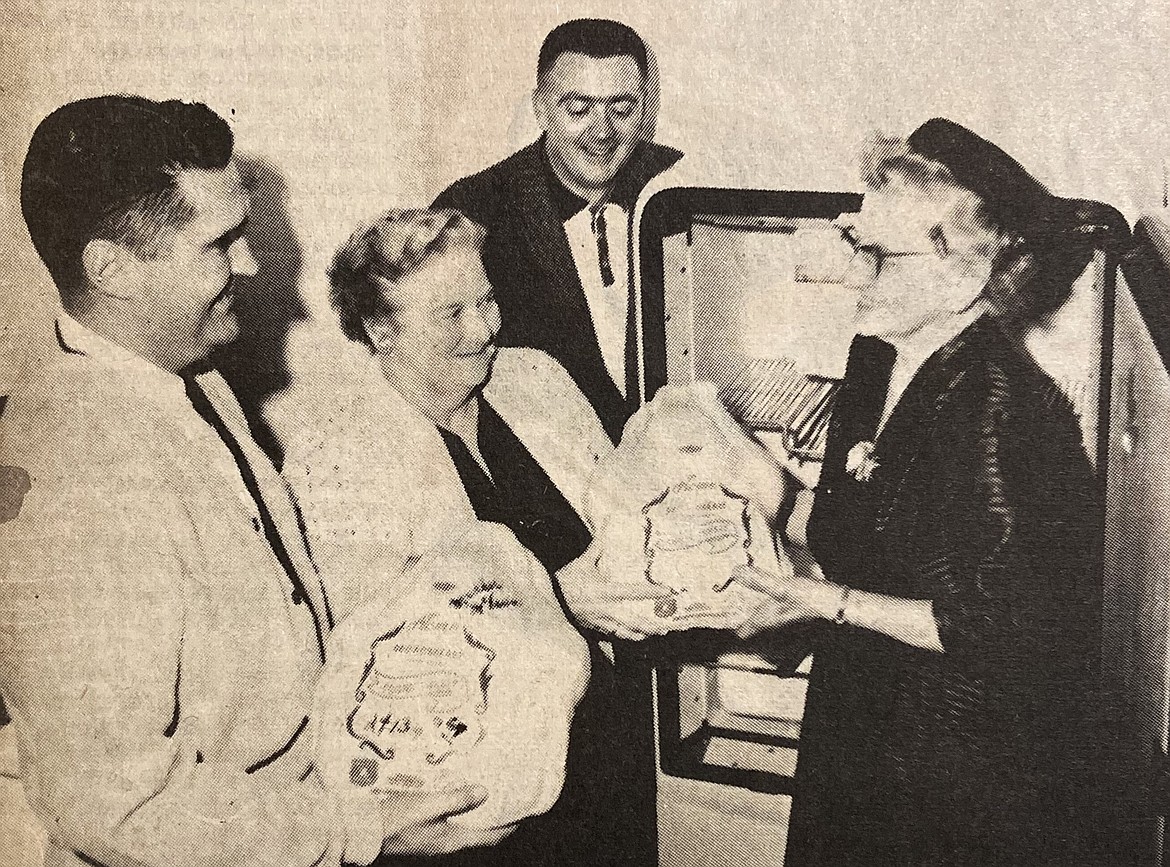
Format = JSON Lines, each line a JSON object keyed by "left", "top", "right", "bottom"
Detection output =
{"left": 908, "top": 117, "right": 1129, "bottom": 321}
{"left": 906, "top": 117, "right": 1129, "bottom": 252}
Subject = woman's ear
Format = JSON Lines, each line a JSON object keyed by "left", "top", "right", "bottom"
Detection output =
{"left": 364, "top": 314, "right": 397, "bottom": 351}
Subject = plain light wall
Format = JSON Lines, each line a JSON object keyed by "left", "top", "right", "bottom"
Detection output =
{"left": 2, "top": 0, "right": 1169, "bottom": 448}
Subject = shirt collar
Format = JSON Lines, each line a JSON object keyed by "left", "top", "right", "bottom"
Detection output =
{"left": 54, "top": 311, "right": 188, "bottom": 399}
{"left": 540, "top": 138, "right": 591, "bottom": 222}
{"left": 538, "top": 134, "right": 685, "bottom": 220}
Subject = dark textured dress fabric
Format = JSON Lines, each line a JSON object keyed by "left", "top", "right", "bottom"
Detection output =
{"left": 786, "top": 318, "right": 1103, "bottom": 867}
{"left": 391, "top": 400, "right": 655, "bottom": 867}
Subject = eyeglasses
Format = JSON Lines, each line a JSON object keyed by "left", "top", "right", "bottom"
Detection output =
{"left": 837, "top": 226, "right": 932, "bottom": 279}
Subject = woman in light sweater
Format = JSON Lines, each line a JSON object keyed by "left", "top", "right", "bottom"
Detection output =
{"left": 286, "top": 208, "right": 665, "bottom": 866}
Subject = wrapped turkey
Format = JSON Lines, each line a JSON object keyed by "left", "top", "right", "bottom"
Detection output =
{"left": 313, "top": 521, "right": 591, "bottom": 830}
{"left": 586, "top": 384, "right": 789, "bottom": 631}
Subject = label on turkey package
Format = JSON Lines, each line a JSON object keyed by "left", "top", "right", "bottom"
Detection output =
{"left": 345, "top": 612, "right": 494, "bottom": 789}
{"left": 644, "top": 481, "right": 756, "bottom": 625}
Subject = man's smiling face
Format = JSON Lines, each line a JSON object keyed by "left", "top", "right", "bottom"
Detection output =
{"left": 534, "top": 51, "right": 646, "bottom": 201}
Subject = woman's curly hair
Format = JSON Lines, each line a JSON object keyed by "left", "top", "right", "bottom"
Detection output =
{"left": 327, "top": 208, "right": 487, "bottom": 349}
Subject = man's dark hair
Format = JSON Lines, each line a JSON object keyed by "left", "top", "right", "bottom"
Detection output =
{"left": 21, "top": 95, "right": 233, "bottom": 309}
{"left": 537, "top": 18, "right": 648, "bottom": 82}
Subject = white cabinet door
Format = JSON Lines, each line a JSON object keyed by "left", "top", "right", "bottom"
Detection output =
{"left": 1104, "top": 263, "right": 1170, "bottom": 865}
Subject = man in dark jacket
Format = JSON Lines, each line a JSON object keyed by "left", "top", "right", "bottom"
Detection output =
{"left": 434, "top": 18, "right": 683, "bottom": 442}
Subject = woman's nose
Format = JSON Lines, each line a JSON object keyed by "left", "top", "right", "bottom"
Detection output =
{"left": 462, "top": 309, "right": 497, "bottom": 348}
{"left": 230, "top": 237, "right": 259, "bottom": 277}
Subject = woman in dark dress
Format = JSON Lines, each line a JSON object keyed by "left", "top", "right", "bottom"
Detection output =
{"left": 736, "top": 119, "right": 1112, "bottom": 866}
{"left": 302, "top": 208, "right": 667, "bottom": 866}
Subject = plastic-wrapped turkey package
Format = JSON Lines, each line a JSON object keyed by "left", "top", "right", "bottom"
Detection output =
{"left": 313, "top": 521, "right": 591, "bottom": 830}
{"left": 586, "top": 383, "right": 789, "bottom": 631}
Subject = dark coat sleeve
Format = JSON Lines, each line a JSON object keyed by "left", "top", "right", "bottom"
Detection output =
{"left": 854, "top": 355, "right": 1102, "bottom": 807}
{"left": 901, "top": 359, "right": 1099, "bottom": 689}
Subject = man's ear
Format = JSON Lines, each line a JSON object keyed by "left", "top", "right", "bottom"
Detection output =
{"left": 81, "top": 239, "right": 139, "bottom": 300}
{"left": 532, "top": 86, "right": 550, "bottom": 131}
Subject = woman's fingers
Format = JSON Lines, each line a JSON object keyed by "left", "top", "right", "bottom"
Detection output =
{"left": 381, "top": 785, "right": 499, "bottom": 856}
{"left": 433, "top": 824, "right": 516, "bottom": 854}
{"left": 427, "top": 784, "right": 490, "bottom": 819}
{"left": 601, "top": 610, "right": 671, "bottom": 638}
{"left": 563, "top": 577, "right": 675, "bottom": 639}
{"left": 392, "top": 820, "right": 514, "bottom": 857}
{"left": 386, "top": 784, "right": 488, "bottom": 830}
{"left": 608, "top": 624, "right": 648, "bottom": 642}
{"left": 732, "top": 565, "right": 791, "bottom": 600}
{"left": 588, "top": 606, "right": 674, "bottom": 640}
{"left": 735, "top": 599, "right": 777, "bottom": 638}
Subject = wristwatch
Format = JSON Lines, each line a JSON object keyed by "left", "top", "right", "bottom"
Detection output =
{"left": 834, "top": 585, "right": 851, "bottom": 626}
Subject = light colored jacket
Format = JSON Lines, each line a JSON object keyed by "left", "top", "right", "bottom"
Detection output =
{"left": 284, "top": 347, "right": 612, "bottom": 623}
{"left": 0, "top": 316, "right": 380, "bottom": 867}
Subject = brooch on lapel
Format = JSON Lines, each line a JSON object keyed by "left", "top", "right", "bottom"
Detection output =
{"left": 845, "top": 441, "right": 880, "bottom": 483}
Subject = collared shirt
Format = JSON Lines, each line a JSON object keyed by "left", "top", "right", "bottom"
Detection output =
{"left": 0, "top": 314, "right": 378, "bottom": 867}
{"left": 542, "top": 146, "right": 632, "bottom": 397}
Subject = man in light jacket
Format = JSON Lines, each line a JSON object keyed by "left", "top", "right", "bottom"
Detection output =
{"left": 0, "top": 95, "right": 507, "bottom": 867}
